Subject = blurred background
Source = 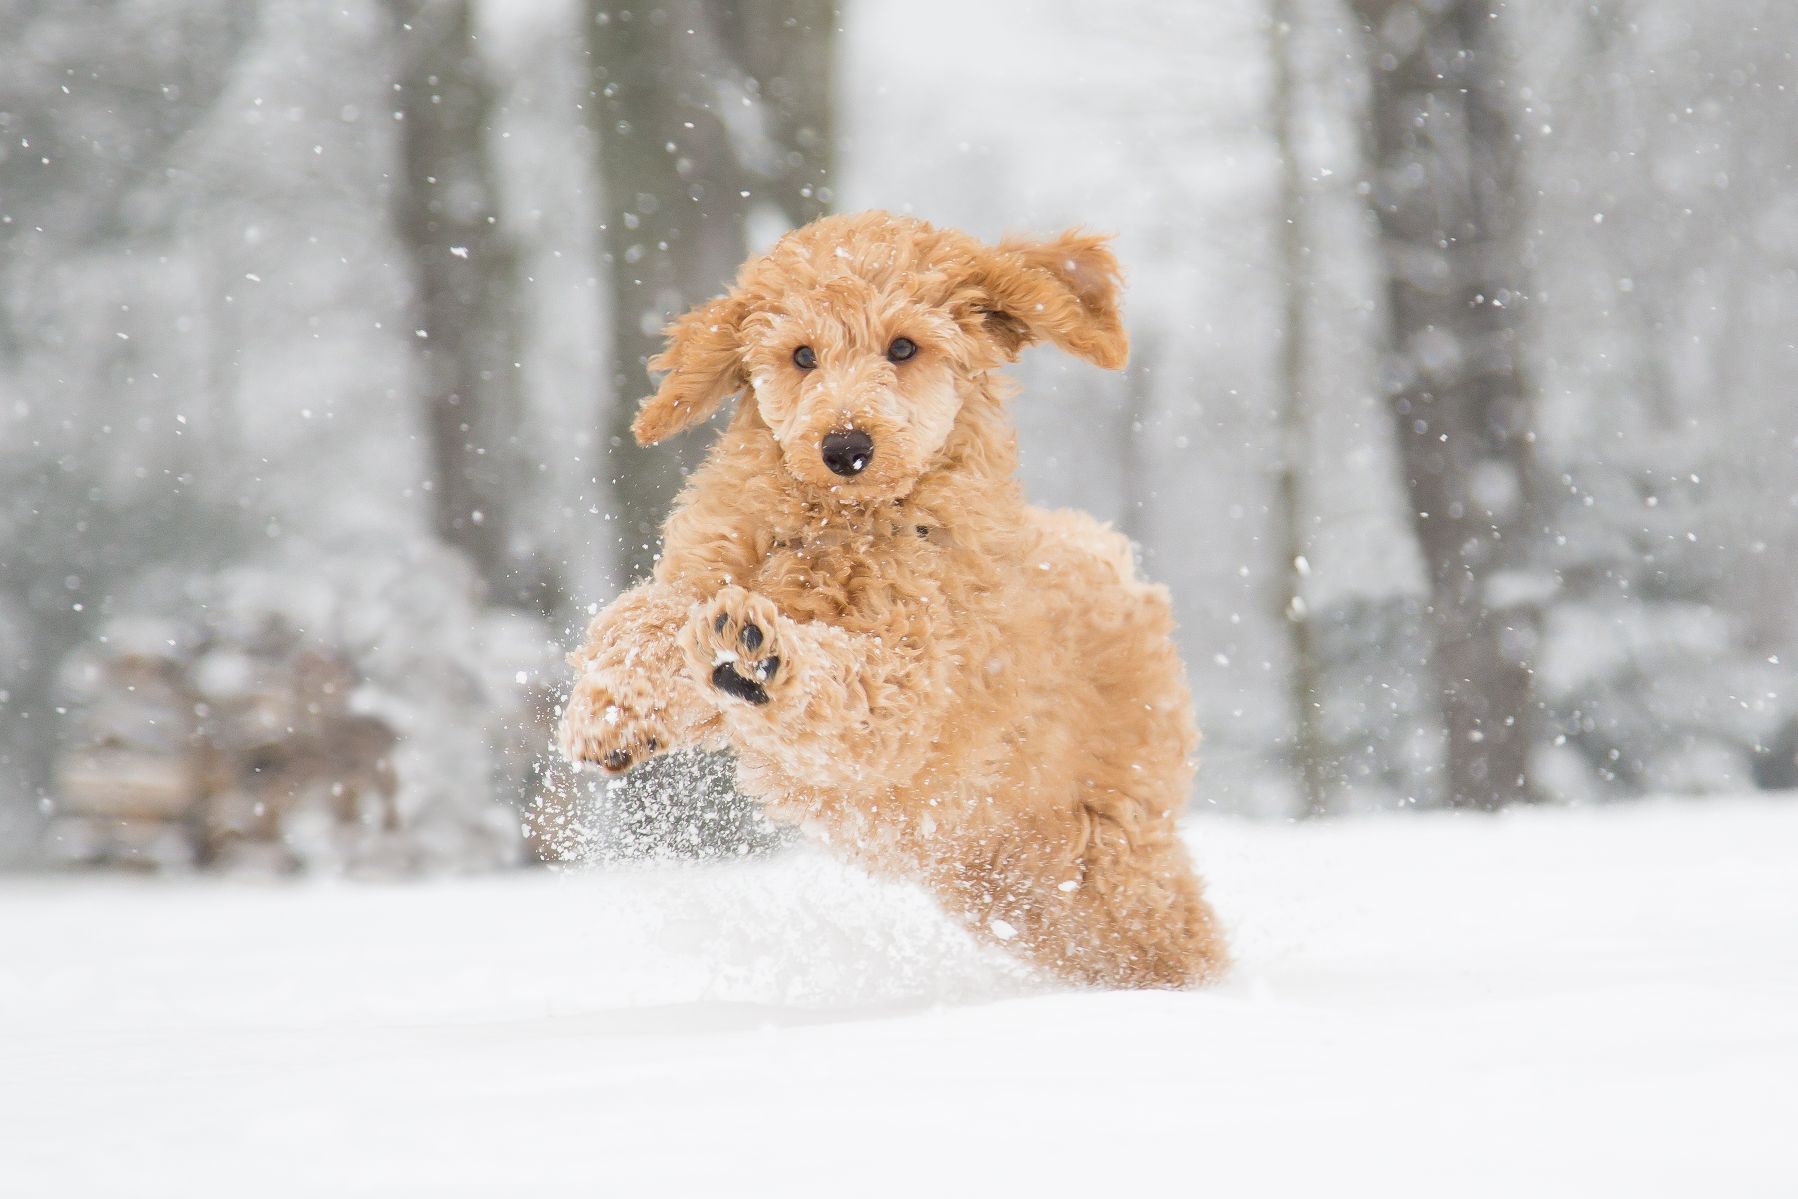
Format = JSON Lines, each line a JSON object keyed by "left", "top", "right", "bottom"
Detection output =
{"left": 0, "top": 0, "right": 1792, "bottom": 876}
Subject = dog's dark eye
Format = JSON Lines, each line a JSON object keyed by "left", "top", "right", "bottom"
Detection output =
{"left": 793, "top": 345, "right": 817, "bottom": 371}
{"left": 887, "top": 337, "right": 917, "bottom": 363}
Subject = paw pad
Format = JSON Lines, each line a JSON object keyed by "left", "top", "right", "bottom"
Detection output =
{"left": 712, "top": 662, "right": 771, "bottom": 705}
{"left": 694, "top": 588, "right": 786, "bottom": 706}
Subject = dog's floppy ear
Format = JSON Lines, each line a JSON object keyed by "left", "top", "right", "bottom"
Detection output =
{"left": 960, "top": 229, "right": 1129, "bottom": 370}
{"left": 631, "top": 291, "right": 748, "bottom": 446}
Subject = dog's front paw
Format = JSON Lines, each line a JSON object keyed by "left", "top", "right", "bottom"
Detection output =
{"left": 558, "top": 668, "right": 671, "bottom": 774}
{"left": 683, "top": 585, "right": 789, "bottom": 707}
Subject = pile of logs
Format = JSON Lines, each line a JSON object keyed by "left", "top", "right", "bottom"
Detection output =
{"left": 50, "top": 613, "right": 399, "bottom": 872}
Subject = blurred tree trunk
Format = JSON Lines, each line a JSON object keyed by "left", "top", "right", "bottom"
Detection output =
{"left": 387, "top": 0, "right": 556, "bottom": 614}
{"left": 1268, "top": 0, "right": 1333, "bottom": 819}
{"left": 0, "top": 2, "right": 258, "bottom": 819}
{"left": 584, "top": 1, "right": 835, "bottom": 586}
{"left": 1114, "top": 329, "right": 1158, "bottom": 548}
{"left": 723, "top": 1, "right": 837, "bottom": 227}
{"left": 1351, "top": 0, "right": 1542, "bottom": 810}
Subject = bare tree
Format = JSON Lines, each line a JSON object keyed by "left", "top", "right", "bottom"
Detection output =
{"left": 583, "top": 0, "right": 836, "bottom": 585}
{"left": 386, "top": 0, "right": 553, "bottom": 613}
{"left": 725, "top": 1, "right": 837, "bottom": 228}
{"left": 0, "top": 1, "right": 258, "bottom": 822}
{"left": 1349, "top": 0, "right": 1543, "bottom": 809}
{"left": 1113, "top": 330, "right": 1159, "bottom": 549}
{"left": 1268, "top": 0, "right": 1334, "bottom": 819}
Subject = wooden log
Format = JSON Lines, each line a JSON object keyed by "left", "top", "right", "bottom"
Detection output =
{"left": 54, "top": 747, "right": 202, "bottom": 820}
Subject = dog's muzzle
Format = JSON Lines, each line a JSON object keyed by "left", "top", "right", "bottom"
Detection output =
{"left": 820, "top": 429, "right": 874, "bottom": 477}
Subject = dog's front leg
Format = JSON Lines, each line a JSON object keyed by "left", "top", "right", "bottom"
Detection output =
{"left": 558, "top": 581, "right": 721, "bottom": 775}
{"left": 679, "top": 585, "right": 935, "bottom": 788}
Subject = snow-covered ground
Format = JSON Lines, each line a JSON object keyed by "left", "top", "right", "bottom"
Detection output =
{"left": 3, "top": 799, "right": 1794, "bottom": 1197}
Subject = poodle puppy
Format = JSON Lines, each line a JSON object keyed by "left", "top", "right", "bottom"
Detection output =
{"left": 559, "top": 211, "right": 1227, "bottom": 988}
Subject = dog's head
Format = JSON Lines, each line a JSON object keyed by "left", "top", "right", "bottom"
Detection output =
{"left": 631, "top": 211, "right": 1129, "bottom": 501}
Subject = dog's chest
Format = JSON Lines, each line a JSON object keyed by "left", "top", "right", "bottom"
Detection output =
{"left": 752, "top": 518, "right": 943, "bottom": 624}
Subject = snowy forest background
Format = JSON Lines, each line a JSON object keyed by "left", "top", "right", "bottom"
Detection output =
{"left": 1, "top": 0, "right": 1793, "bottom": 874}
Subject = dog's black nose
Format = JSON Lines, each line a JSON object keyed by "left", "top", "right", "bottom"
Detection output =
{"left": 820, "top": 429, "right": 874, "bottom": 477}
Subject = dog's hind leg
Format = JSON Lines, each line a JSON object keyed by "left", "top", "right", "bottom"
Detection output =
{"left": 1052, "top": 832, "right": 1229, "bottom": 988}
{"left": 934, "top": 803, "right": 1228, "bottom": 989}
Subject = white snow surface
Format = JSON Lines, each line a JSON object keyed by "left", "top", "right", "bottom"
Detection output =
{"left": 3, "top": 799, "right": 1794, "bottom": 1197}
